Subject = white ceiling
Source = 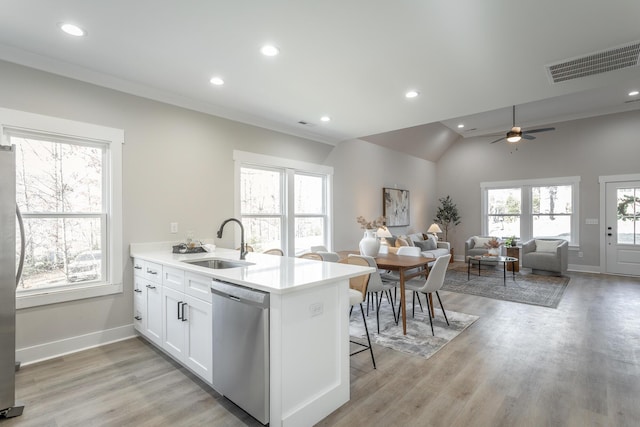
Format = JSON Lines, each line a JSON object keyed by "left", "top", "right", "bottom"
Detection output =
{"left": 1, "top": 1, "right": 639, "bottom": 157}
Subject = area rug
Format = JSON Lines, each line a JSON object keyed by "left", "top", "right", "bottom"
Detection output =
{"left": 349, "top": 295, "right": 478, "bottom": 360}
{"left": 442, "top": 264, "right": 569, "bottom": 308}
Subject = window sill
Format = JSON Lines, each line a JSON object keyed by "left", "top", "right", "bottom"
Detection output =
{"left": 16, "top": 282, "right": 123, "bottom": 310}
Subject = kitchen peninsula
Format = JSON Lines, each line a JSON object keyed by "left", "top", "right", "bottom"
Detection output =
{"left": 129, "top": 243, "right": 373, "bottom": 427}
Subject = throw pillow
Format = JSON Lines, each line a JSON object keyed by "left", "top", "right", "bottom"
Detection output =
{"left": 395, "top": 237, "right": 409, "bottom": 247}
{"left": 408, "top": 233, "right": 424, "bottom": 243}
{"left": 473, "top": 236, "right": 492, "bottom": 248}
{"left": 535, "top": 239, "right": 562, "bottom": 253}
{"left": 414, "top": 238, "right": 437, "bottom": 251}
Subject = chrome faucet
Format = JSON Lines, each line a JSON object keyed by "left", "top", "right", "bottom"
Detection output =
{"left": 217, "top": 218, "right": 247, "bottom": 260}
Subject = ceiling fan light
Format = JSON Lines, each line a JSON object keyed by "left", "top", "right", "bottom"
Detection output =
{"left": 507, "top": 135, "right": 521, "bottom": 143}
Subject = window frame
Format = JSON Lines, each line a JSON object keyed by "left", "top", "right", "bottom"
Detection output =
{"left": 234, "top": 150, "right": 333, "bottom": 255}
{"left": 1, "top": 108, "right": 123, "bottom": 309}
{"left": 481, "top": 176, "right": 580, "bottom": 246}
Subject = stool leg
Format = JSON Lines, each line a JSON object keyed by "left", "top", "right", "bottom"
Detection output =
{"left": 360, "top": 303, "right": 376, "bottom": 369}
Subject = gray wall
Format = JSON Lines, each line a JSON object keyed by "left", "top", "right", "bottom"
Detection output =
{"left": 1, "top": 60, "right": 437, "bottom": 355}
{"left": 436, "top": 109, "right": 640, "bottom": 268}
{"left": 327, "top": 139, "right": 437, "bottom": 251}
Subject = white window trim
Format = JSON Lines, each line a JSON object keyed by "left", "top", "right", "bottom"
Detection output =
{"left": 233, "top": 150, "right": 333, "bottom": 254}
{"left": 481, "top": 176, "right": 580, "bottom": 247}
{"left": 0, "top": 108, "right": 123, "bottom": 309}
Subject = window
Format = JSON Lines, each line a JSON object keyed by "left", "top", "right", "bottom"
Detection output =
{"left": 616, "top": 187, "right": 640, "bottom": 245}
{"left": 235, "top": 151, "right": 332, "bottom": 255}
{"left": 2, "top": 108, "right": 123, "bottom": 308}
{"left": 482, "top": 177, "right": 579, "bottom": 245}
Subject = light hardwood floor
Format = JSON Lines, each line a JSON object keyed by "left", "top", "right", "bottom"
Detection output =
{"left": 5, "top": 267, "right": 640, "bottom": 426}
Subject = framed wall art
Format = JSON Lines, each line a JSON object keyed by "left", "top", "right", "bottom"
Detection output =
{"left": 383, "top": 188, "right": 410, "bottom": 227}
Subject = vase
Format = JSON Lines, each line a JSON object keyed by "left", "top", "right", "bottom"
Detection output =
{"left": 488, "top": 247, "right": 499, "bottom": 256}
{"left": 359, "top": 229, "right": 380, "bottom": 256}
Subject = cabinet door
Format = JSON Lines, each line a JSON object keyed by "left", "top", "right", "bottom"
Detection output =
{"left": 144, "top": 279, "right": 163, "bottom": 346}
{"left": 133, "top": 276, "right": 146, "bottom": 333}
{"left": 184, "top": 294, "right": 213, "bottom": 384}
{"left": 162, "top": 287, "right": 186, "bottom": 361}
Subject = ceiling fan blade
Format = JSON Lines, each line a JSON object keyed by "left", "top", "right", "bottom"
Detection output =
{"left": 522, "top": 134, "right": 536, "bottom": 140}
{"left": 490, "top": 136, "right": 506, "bottom": 144}
{"left": 523, "top": 127, "right": 556, "bottom": 134}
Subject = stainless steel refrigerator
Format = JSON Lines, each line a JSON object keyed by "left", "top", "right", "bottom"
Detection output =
{"left": 0, "top": 144, "right": 25, "bottom": 418}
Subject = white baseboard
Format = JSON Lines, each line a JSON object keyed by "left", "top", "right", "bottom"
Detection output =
{"left": 567, "top": 264, "right": 601, "bottom": 274}
{"left": 17, "top": 324, "right": 136, "bottom": 366}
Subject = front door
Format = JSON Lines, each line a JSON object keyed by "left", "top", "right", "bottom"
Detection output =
{"left": 605, "top": 181, "right": 640, "bottom": 275}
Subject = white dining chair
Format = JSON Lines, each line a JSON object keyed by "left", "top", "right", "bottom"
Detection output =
{"left": 403, "top": 254, "right": 451, "bottom": 336}
{"left": 310, "top": 245, "right": 328, "bottom": 252}
{"left": 316, "top": 251, "right": 340, "bottom": 262}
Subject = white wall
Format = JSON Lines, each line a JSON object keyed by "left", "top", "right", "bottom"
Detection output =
{"left": 326, "top": 139, "right": 437, "bottom": 251}
{"left": 0, "top": 60, "right": 333, "bottom": 356}
{"left": 436, "top": 109, "right": 640, "bottom": 268}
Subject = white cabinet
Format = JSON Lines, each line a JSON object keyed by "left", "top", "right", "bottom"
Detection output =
{"left": 133, "top": 259, "right": 163, "bottom": 347}
{"left": 161, "top": 269, "right": 213, "bottom": 384}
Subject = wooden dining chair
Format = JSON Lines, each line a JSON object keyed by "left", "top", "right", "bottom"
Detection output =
{"left": 348, "top": 254, "right": 396, "bottom": 334}
{"left": 340, "top": 257, "right": 376, "bottom": 369}
{"left": 236, "top": 245, "right": 254, "bottom": 252}
{"left": 298, "top": 252, "right": 323, "bottom": 261}
{"left": 263, "top": 248, "right": 284, "bottom": 256}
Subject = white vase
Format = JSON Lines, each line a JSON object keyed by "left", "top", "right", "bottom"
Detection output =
{"left": 359, "top": 230, "right": 380, "bottom": 256}
{"left": 488, "top": 247, "right": 499, "bottom": 256}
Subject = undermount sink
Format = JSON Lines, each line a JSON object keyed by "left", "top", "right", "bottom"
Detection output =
{"left": 183, "top": 259, "right": 253, "bottom": 269}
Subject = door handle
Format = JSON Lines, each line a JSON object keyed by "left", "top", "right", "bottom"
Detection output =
{"left": 177, "top": 301, "right": 183, "bottom": 320}
{"left": 134, "top": 315, "right": 142, "bottom": 321}
{"left": 181, "top": 302, "right": 188, "bottom": 322}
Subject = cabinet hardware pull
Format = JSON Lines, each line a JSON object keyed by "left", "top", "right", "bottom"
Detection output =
{"left": 134, "top": 265, "right": 142, "bottom": 270}
{"left": 146, "top": 269, "right": 158, "bottom": 275}
{"left": 181, "top": 302, "right": 188, "bottom": 322}
{"left": 146, "top": 284, "right": 156, "bottom": 289}
{"left": 134, "top": 316, "right": 142, "bottom": 321}
{"left": 134, "top": 288, "right": 142, "bottom": 293}
{"left": 177, "top": 301, "right": 183, "bottom": 320}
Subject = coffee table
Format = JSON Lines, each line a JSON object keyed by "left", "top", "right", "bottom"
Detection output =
{"left": 467, "top": 255, "right": 518, "bottom": 286}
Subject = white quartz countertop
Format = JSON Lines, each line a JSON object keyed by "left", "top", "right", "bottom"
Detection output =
{"left": 130, "top": 243, "right": 374, "bottom": 295}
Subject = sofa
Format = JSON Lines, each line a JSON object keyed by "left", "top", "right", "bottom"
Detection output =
{"left": 522, "top": 238, "right": 568, "bottom": 275}
{"left": 386, "top": 232, "right": 450, "bottom": 265}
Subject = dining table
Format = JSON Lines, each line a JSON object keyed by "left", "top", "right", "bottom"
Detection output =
{"left": 338, "top": 251, "right": 435, "bottom": 335}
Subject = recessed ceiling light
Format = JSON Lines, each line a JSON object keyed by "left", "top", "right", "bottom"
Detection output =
{"left": 209, "top": 76, "right": 225, "bottom": 86}
{"left": 457, "top": 124, "right": 464, "bottom": 129}
{"left": 59, "top": 23, "right": 86, "bottom": 37}
{"left": 260, "top": 45, "right": 280, "bottom": 56}
{"left": 629, "top": 90, "right": 639, "bottom": 96}
{"left": 320, "top": 116, "right": 331, "bottom": 122}
{"left": 405, "top": 90, "right": 419, "bottom": 99}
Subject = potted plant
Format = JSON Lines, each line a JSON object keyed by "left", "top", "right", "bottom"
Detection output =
{"left": 434, "top": 196, "right": 461, "bottom": 242}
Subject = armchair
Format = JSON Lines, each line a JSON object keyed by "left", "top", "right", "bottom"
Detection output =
{"left": 521, "top": 239, "right": 568, "bottom": 275}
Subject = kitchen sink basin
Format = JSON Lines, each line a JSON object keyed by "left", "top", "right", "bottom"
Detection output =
{"left": 183, "top": 259, "right": 253, "bottom": 269}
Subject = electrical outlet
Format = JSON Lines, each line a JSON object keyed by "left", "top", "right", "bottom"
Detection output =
{"left": 578, "top": 251, "right": 583, "bottom": 258}
{"left": 170, "top": 222, "right": 178, "bottom": 234}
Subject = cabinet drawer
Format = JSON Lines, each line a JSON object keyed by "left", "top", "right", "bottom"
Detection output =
{"left": 133, "top": 258, "right": 145, "bottom": 277}
{"left": 185, "top": 272, "right": 212, "bottom": 301}
{"left": 163, "top": 266, "right": 185, "bottom": 292}
{"left": 144, "top": 261, "right": 162, "bottom": 283}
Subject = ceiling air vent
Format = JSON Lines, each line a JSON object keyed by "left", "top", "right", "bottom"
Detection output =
{"left": 546, "top": 41, "right": 640, "bottom": 83}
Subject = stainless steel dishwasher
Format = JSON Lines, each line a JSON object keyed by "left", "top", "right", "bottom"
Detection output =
{"left": 210, "top": 279, "right": 270, "bottom": 425}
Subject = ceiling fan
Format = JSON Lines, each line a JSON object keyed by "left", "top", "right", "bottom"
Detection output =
{"left": 490, "top": 105, "right": 555, "bottom": 144}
